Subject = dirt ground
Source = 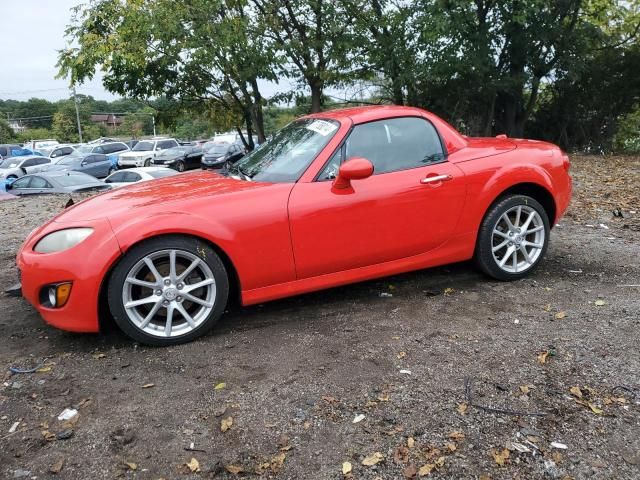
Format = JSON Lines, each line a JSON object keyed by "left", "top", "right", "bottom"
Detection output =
{"left": 0, "top": 155, "right": 638, "bottom": 479}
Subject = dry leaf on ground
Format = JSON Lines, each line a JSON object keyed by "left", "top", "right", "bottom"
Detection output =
{"left": 492, "top": 448, "right": 510, "bottom": 466}
{"left": 226, "top": 464, "right": 244, "bottom": 474}
{"left": 342, "top": 461, "right": 352, "bottom": 475}
{"left": 362, "top": 452, "right": 384, "bottom": 466}
{"left": 570, "top": 386, "right": 583, "bottom": 398}
{"left": 221, "top": 416, "right": 233, "bottom": 432}
{"left": 186, "top": 458, "right": 200, "bottom": 473}
{"left": 448, "top": 431, "right": 465, "bottom": 440}
{"left": 537, "top": 351, "right": 549, "bottom": 364}
{"left": 457, "top": 402, "right": 468, "bottom": 415}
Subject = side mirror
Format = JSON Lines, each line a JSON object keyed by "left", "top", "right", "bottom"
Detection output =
{"left": 81, "top": 161, "right": 87, "bottom": 166}
{"left": 333, "top": 157, "right": 374, "bottom": 190}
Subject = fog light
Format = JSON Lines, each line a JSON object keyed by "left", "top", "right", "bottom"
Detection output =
{"left": 41, "top": 282, "right": 72, "bottom": 308}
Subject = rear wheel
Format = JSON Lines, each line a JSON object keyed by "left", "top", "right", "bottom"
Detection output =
{"left": 144, "top": 159, "right": 151, "bottom": 167}
{"left": 475, "top": 195, "right": 550, "bottom": 281}
{"left": 107, "top": 236, "right": 229, "bottom": 346}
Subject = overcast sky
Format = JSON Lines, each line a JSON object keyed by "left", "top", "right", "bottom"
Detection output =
{"left": 0, "top": 0, "right": 119, "bottom": 101}
{"left": 0, "top": 0, "right": 299, "bottom": 103}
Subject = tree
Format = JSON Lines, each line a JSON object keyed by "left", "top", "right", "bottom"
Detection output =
{"left": 253, "top": 0, "right": 363, "bottom": 112}
{"left": 0, "top": 118, "right": 15, "bottom": 143}
{"left": 57, "top": 0, "right": 276, "bottom": 148}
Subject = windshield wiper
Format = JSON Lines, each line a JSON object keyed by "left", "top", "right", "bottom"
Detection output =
{"left": 225, "top": 162, "right": 252, "bottom": 181}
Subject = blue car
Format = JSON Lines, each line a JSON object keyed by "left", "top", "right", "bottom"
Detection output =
{"left": 36, "top": 153, "right": 115, "bottom": 179}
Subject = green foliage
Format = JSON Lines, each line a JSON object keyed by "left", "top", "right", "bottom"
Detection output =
{"left": 52, "top": 0, "right": 640, "bottom": 152}
{"left": 0, "top": 118, "right": 15, "bottom": 143}
{"left": 614, "top": 106, "right": 640, "bottom": 153}
{"left": 15, "top": 128, "right": 55, "bottom": 144}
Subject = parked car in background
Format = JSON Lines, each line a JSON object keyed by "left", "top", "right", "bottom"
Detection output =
{"left": 37, "top": 153, "right": 115, "bottom": 178}
{"left": 6, "top": 171, "right": 111, "bottom": 195}
{"left": 74, "top": 141, "right": 130, "bottom": 157}
{"left": 0, "top": 156, "right": 51, "bottom": 181}
{"left": 118, "top": 138, "right": 179, "bottom": 168}
{"left": 0, "top": 144, "right": 23, "bottom": 159}
{"left": 104, "top": 167, "right": 179, "bottom": 188}
{"left": 126, "top": 139, "right": 139, "bottom": 150}
{"left": 23, "top": 139, "right": 59, "bottom": 151}
{"left": 152, "top": 145, "right": 203, "bottom": 171}
{"left": 48, "top": 144, "right": 80, "bottom": 160}
{"left": 201, "top": 142, "right": 245, "bottom": 169}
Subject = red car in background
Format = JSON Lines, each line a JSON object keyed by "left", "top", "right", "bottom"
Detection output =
{"left": 17, "top": 106, "right": 572, "bottom": 345}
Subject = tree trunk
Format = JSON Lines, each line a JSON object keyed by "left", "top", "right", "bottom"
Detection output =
{"left": 250, "top": 78, "right": 266, "bottom": 143}
{"left": 310, "top": 78, "right": 323, "bottom": 113}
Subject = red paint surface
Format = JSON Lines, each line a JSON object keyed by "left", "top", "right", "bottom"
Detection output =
{"left": 17, "top": 106, "right": 572, "bottom": 333}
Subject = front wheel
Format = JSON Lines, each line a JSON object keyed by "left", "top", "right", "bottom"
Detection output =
{"left": 175, "top": 160, "right": 185, "bottom": 172}
{"left": 144, "top": 159, "right": 151, "bottom": 167}
{"left": 107, "top": 236, "right": 229, "bottom": 346}
{"left": 475, "top": 195, "right": 550, "bottom": 281}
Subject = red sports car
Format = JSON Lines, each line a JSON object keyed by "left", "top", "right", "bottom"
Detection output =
{"left": 17, "top": 106, "right": 572, "bottom": 345}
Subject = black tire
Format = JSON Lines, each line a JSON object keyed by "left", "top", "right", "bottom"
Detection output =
{"left": 176, "top": 160, "right": 185, "bottom": 172}
{"left": 107, "top": 235, "right": 229, "bottom": 346}
{"left": 144, "top": 158, "right": 151, "bottom": 167}
{"left": 475, "top": 194, "right": 550, "bottom": 281}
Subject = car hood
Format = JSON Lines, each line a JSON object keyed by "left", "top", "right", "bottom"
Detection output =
{"left": 53, "top": 171, "right": 271, "bottom": 222}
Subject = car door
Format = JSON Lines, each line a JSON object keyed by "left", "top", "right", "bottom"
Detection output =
{"left": 8, "top": 176, "right": 33, "bottom": 195}
{"left": 25, "top": 175, "right": 54, "bottom": 194}
{"left": 287, "top": 116, "right": 467, "bottom": 279}
{"left": 80, "top": 155, "right": 100, "bottom": 177}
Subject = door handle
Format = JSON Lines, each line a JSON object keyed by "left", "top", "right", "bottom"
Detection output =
{"left": 420, "top": 174, "right": 452, "bottom": 184}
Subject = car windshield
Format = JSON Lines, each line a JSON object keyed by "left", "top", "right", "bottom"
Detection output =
{"left": 75, "top": 145, "right": 93, "bottom": 154}
{"left": 231, "top": 119, "right": 338, "bottom": 182}
{"left": 148, "top": 169, "right": 178, "bottom": 178}
{"left": 133, "top": 141, "right": 154, "bottom": 151}
{"left": 161, "top": 147, "right": 188, "bottom": 156}
{"left": 59, "top": 156, "right": 80, "bottom": 165}
{"left": 0, "top": 159, "right": 21, "bottom": 168}
{"left": 204, "top": 144, "right": 227, "bottom": 155}
{"left": 55, "top": 173, "right": 94, "bottom": 186}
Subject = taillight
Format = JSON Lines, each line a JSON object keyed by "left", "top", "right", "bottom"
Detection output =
{"left": 562, "top": 153, "right": 571, "bottom": 172}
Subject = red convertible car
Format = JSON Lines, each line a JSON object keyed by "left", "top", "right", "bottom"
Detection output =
{"left": 17, "top": 106, "right": 572, "bottom": 345}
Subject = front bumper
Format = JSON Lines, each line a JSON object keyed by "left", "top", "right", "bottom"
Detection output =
{"left": 17, "top": 218, "right": 122, "bottom": 333}
{"left": 118, "top": 157, "right": 148, "bottom": 167}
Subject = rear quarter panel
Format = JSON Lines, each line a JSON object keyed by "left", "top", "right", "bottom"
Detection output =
{"left": 451, "top": 142, "right": 571, "bottom": 237}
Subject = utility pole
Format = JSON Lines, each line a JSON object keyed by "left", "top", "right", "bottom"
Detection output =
{"left": 72, "top": 86, "right": 83, "bottom": 143}
{"left": 152, "top": 115, "right": 156, "bottom": 137}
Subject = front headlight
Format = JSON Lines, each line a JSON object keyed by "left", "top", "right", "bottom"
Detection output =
{"left": 34, "top": 228, "right": 94, "bottom": 253}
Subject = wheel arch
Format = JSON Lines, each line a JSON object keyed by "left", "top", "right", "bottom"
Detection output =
{"left": 97, "top": 232, "right": 242, "bottom": 332}
{"left": 487, "top": 182, "right": 557, "bottom": 227}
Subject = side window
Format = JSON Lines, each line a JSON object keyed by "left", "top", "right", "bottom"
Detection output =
{"left": 0, "top": 147, "right": 7, "bottom": 157}
{"left": 344, "top": 117, "right": 444, "bottom": 175}
{"left": 93, "top": 155, "right": 108, "bottom": 164}
{"left": 12, "top": 177, "right": 31, "bottom": 188}
{"left": 318, "top": 146, "right": 344, "bottom": 181}
{"left": 36, "top": 158, "right": 51, "bottom": 165}
{"left": 22, "top": 159, "right": 38, "bottom": 168}
{"left": 105, "top": 172, "right": 127, "bottom": 183}
{"left": 62, "top": 147, "right": 73, "bottom": 155}
{"left": 125, "top": 172, "right": 142, "bottom": 182}
{"left": 29, "top": 176, "right": 52, "bottom": 189}
{"left": 93, "top": 146, "right": 105, "bottom": 154}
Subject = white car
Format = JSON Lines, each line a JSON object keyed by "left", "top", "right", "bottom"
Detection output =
{"left": 103, "top": 166, "right": 179, "bottom": 188}
{"left": 117, "top": 138, "right": 179, "bottom": 168}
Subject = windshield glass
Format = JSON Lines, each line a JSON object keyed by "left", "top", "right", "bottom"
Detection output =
{"left": 232, "top": 119, "right": 338, "bottom": 182}
{"left": 161, "top": 147, "right": 188, "bottom": 156}
{"left": 204, "top": 144, "right": 227, "bottom": 155}
{"left": 148, "top": 169, "right": 178, "bottom": 178}
{"left": 55, "top": 173, "right": 94, "bottom": 186}
{"left": 133, "top": 141, "right": 154, "bottom": 152}
{"left": 59, "top": 156, "right": 80, "bottom": 165}
{"left": 75, "top": 145, "right": 93, "bottom": 154}
{"left": 0, "top": 159, "right": 21, "bottom": 169}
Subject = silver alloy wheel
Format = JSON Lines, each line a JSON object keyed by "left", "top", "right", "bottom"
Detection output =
{"left": 122, "top": 249, "right": 216, "bottom": 338}
{"left": 491, "top": 205, "right": 545, "bottom": 274}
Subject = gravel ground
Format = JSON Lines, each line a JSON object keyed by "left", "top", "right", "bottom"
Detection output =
{"left": 0, "top": 156, "right": 638, "bottom": 479}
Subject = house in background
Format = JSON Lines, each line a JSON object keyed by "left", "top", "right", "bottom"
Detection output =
{"left": 90, "top": 114, "right": 124, "bottom": 128}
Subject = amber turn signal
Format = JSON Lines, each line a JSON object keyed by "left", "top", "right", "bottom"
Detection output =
{"left": 43, "top": 282, "right": 72, "bottom": 308}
